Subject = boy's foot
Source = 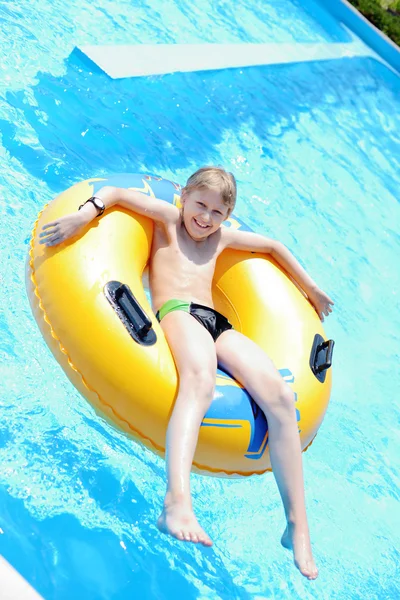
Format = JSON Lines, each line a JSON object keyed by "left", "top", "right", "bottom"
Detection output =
{"left": 157, "top": 497, "right": 213, "bottom": 547}
{"left": 281, "top": 523, "right": 319, "bottom": 580}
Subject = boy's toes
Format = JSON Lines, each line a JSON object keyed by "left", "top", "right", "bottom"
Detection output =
{"left": 198, "top": 532, "right": 213, "bottom": 547}
{"left": 308, "top": 566, "right": 319, "bottom": 580}
{"left": 157, "top": 506, "right": 212, "bottom": 546}
{"left": 202, "top": 538, "right": 213, "bottom": 547}
{"left": 298, "top": 560, "right": 318, "bottom": 580}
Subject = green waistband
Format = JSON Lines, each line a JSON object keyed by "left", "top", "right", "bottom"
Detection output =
{"left": 157, "top": 299, "right": 191, "bottom": 321}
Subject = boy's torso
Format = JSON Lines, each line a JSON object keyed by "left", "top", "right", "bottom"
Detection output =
{"left": 149, "top": 219, "right": 226, "bottom": 312}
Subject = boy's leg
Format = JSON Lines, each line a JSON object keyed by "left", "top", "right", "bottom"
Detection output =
{"left": 157, "top": 310, "right": 217, "bottom": 546}
{"left": 215, "top": 329, "right": 318, "bottom": 580}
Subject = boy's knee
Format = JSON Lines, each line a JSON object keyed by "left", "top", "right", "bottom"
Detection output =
{"left": 181, "top": 367, "right": 215, "bottom": 397}
{"left": 279, "top": 383, "right": 295, "bottom": 406}
{"left": 274, "top": 381, "right": 295, "bottom": 411}
{"left": 261, "top": 378, "right": 295, "bottom": 413}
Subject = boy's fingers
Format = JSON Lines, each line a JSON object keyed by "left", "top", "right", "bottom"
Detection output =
{"left": 40, "top": 228, "right": 59, "bottom": 238}
{"left": 41, "top": 221, "right": 59, "bottom": 230}
{"left": 46, "top": 237, "right": 62, "bottom": 246}
{"left": 39, "top": 234, "right": 56, "bottom": 244}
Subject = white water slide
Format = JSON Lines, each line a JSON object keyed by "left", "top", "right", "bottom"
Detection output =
{"left": 76, "top": 39, "right": 374, "bottom": 79}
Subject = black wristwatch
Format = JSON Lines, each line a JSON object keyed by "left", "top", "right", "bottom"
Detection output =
{"left": 78, "top": 196, "right": 105, "bottom": 217}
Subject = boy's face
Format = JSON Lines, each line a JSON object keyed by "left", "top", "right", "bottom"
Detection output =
{"left": 181, "top": 188, "right": 229, "bottom": 241}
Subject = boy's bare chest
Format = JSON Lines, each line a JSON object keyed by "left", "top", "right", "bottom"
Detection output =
{"left": 152, "top": 223, "right": 221, "bottom": 272}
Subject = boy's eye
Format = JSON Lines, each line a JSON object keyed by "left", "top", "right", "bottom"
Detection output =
{"left": 196, "top": 201, "right": 223, "bottom": 215}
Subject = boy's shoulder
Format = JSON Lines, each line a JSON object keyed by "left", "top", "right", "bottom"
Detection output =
{"left": 156, "top": 198, "right": 180, "bottom": 224}
{"left": 220, "top": 224, "right": 238, "bottom": 246}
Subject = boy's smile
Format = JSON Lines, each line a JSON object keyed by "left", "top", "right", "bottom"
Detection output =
{"left": 193, "top": 217, "right": 210, "bottom": 230}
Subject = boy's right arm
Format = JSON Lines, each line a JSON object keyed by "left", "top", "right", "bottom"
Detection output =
{"left": 95, "top": 186, "right": 179, "bottom": 223}
{"left": 39, "top": 186, "right": 179, "bottom": 247}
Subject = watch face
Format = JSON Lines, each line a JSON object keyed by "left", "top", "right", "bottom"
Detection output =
{"left": 93, "top": 197, "right": 104, "bottom": 210}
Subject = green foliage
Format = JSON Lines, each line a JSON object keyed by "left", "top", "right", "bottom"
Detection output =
{"left": 388, "top": 1, "right": 400, "bottom": 12}
{"left": 349, "top": 0, "right": 400, "bottom": 46}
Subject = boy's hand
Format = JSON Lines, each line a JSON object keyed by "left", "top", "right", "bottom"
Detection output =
{"left": 307, "top": 286, "right": 334, "bottom": 322}
{"left": 39, "top": 212, "right": 88, "bottom": 247}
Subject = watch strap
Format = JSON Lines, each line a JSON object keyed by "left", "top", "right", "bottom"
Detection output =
{"left": 78, "top": 196, "right": 105, "bottom": 217}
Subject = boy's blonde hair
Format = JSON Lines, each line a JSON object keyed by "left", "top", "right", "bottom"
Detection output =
{"left": 182, "top": 166, "right": 237, "bottom": 215}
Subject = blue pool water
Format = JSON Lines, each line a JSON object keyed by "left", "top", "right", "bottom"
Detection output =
{"left": 1, "top": 0, "right": 400, "bottom": 598}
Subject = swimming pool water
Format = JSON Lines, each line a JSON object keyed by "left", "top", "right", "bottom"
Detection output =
{"left": 1, "top": 0, "right": 400, "bottom": 598}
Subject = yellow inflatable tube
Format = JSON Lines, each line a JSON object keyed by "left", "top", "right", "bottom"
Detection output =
{"left": 26, "top": 174, "right": 334, "bottom": 477}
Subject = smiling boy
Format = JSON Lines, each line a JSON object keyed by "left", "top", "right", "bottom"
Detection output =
{"left": 40, "top": 166, "right": 333, "bottom": 580}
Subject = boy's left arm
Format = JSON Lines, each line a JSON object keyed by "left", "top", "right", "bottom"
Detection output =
{"left": 223, "top": 229, "right": 334, "bottom": 321}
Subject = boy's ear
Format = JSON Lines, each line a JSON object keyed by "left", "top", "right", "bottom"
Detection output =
{"left": 224, "top": 207, "right": 232, "bottom": 221}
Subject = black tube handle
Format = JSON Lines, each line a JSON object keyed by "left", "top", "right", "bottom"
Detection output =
{"left": 310, "top": 335, "right": 335, "bottom": 382}
{"left": 114, "top": 284, "right": 151, "bottom": 338}
{"left": 315, "top": 339, "right": 335, "bottom": 374}
{"left": 104, "top": 281, "right": 156, "bottom": 346}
